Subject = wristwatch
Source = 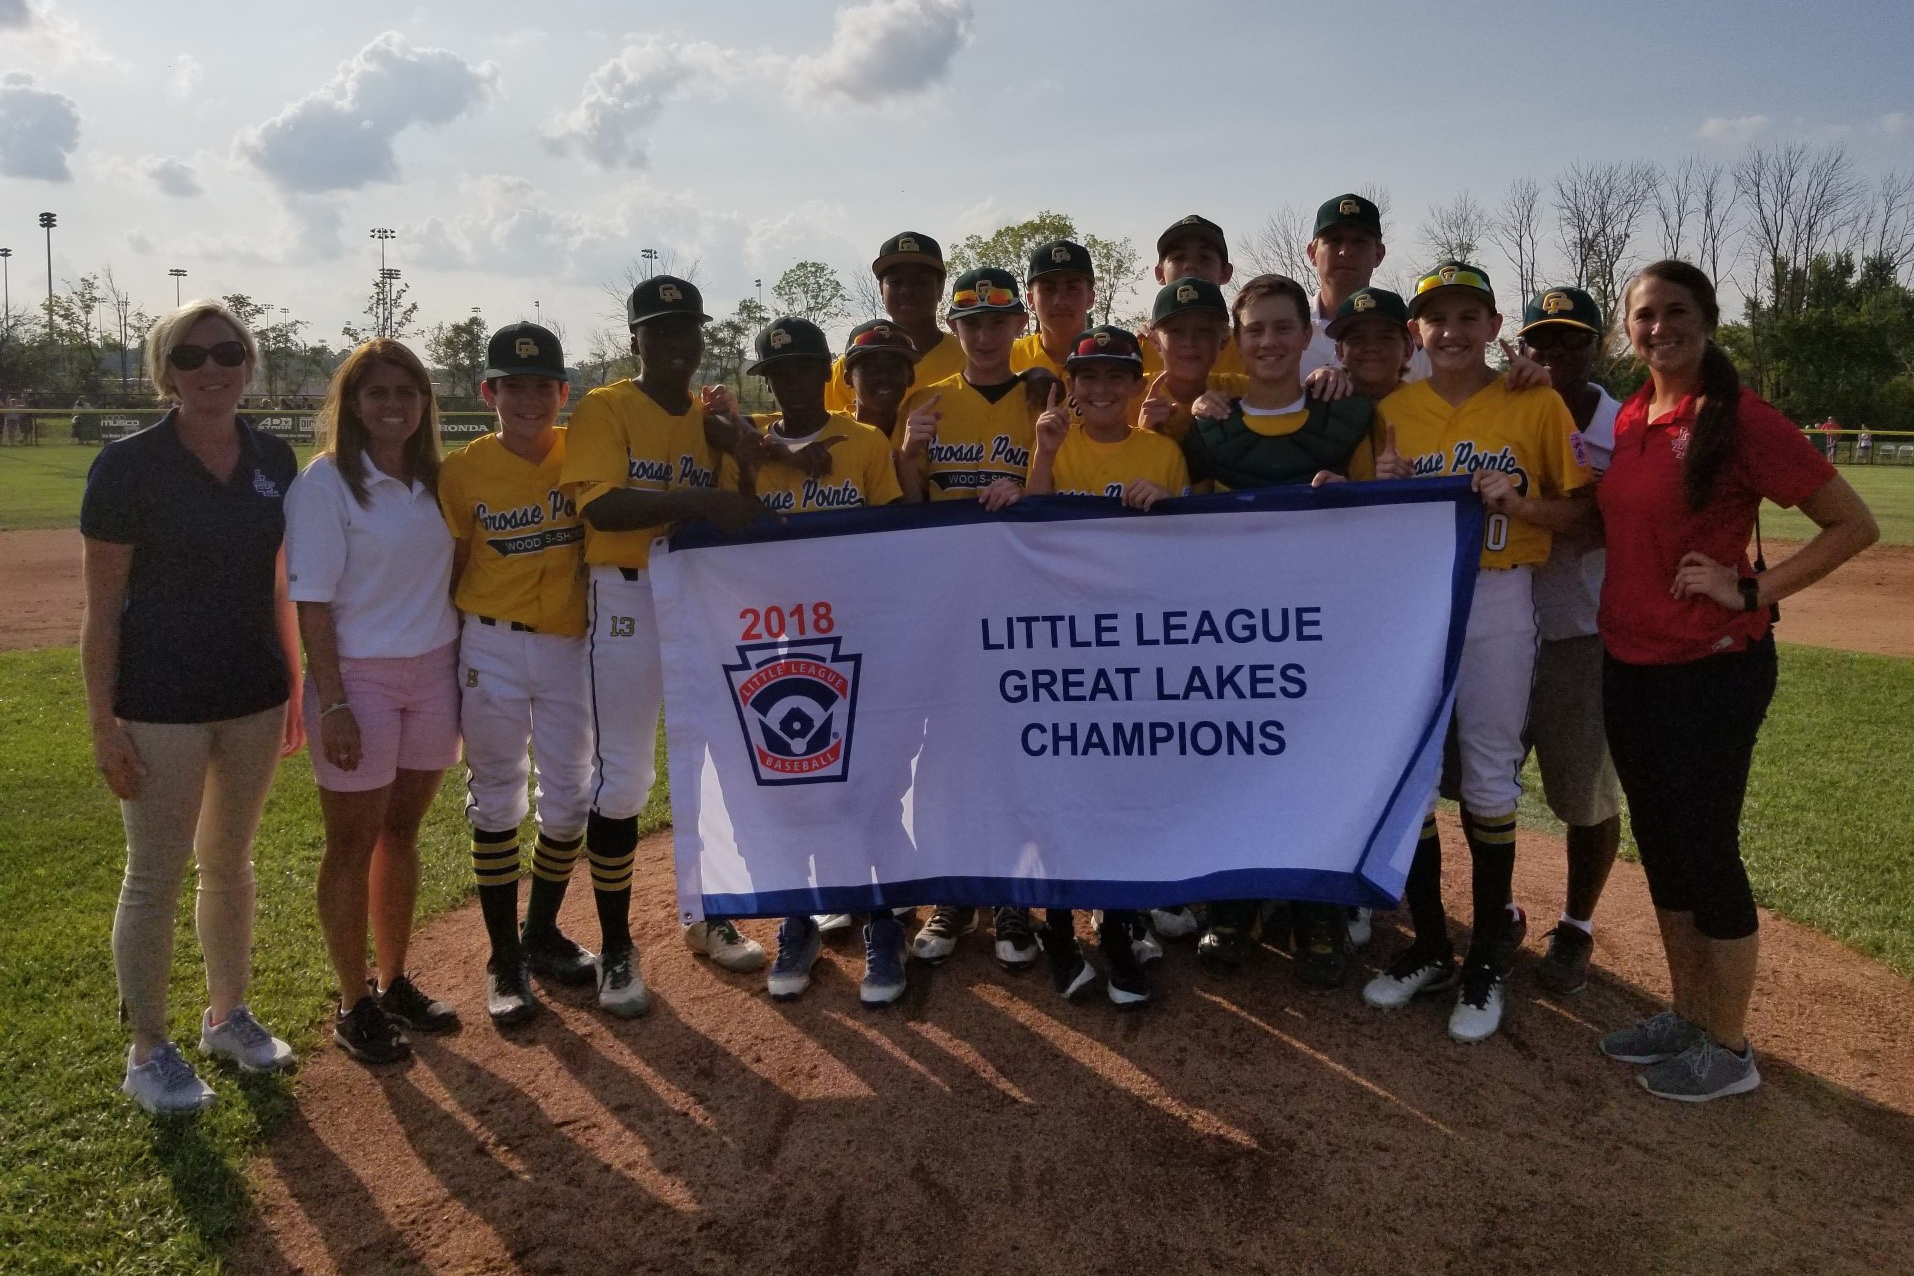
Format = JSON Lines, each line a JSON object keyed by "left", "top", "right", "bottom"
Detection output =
{"left": 1738, "top": 577, "right": 1761, "bottom": 613}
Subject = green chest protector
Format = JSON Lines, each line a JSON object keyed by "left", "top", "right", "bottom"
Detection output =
{"left": 1187, "top": 397, "right": 1375, "bottom": 489}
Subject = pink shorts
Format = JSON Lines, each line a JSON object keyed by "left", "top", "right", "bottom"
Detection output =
{"left": 305, "top": 642, "right": 461, "bottom": 793}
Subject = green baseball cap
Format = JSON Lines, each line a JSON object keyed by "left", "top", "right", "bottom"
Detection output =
{"left": 1409, "top": 260, "right": 1496, "bottom": 317}
{"left": 1325, "top": 288, "right": 1410, "bottom": 339}
{"left": 1027, "top": 238, "right": 1094, "bottom": 284}
{"left": 1155, "top": 214, "right": 1229, "bottom": 263}
{"left": 1149, "top": 276, "right": 1229, "bottom": 327}
{"left": 482, "top": 322, "right": 567, "bottom": 381}
{"left": 1519, "top": 285, "right": 1604, "bottom": 337}
{"left": 626, "top": 275, "right": 709, "bottom": 327}
{"left": 842, "top": 319, "right": 917, "bottom": 369}
{"left": 872, "top": 231, "right": 944, "bottom": 278}
{"left": 946, "top": 266, "right": 1026, "bottom": 321}
{"left": 747, "top": 317, "right": 832, "bottom": 375}
{"left": 1063, "top": 325, "right": 1145, "bottom": 373}
{"left": 1314, "top": 193, "right": 1383, "bottom": 238}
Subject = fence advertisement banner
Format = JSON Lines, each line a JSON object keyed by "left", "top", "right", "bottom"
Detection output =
{"left": 651, "top": 479, "right": 1484, "bottom": 923}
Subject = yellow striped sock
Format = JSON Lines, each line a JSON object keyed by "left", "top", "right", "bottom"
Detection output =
{"left": 588, "top": 847, "right": 636, "bottom": 892}
{"left": 1465, "top": 809, "right": 1518, "bottom": 848}
{"left": 531, "top": 832, "right": 582, "bottom": 884}
{"left": 471, "top": 833, "right": 523, "bottom": 887}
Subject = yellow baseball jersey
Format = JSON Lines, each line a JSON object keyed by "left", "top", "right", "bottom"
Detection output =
{"left": 440, "top": 430, "right": 587, "bottom": 636}
{"left": 1142, "top": 333, "right": 1246, "bottom": 380}
{"left": 719, "top": 413, "right": 903, "bottom": 513}
{"left": 1377, "top": 375, "right": 1592, "bottom": 569}
{"left": 824, "top": 330, "right": 967, "bottom": 414}
{"left": 1145, "top": 372, "right": 1252, "bottom": 441}
{"left": 1009, "top": 332, "right": 1072, "bottom": 378}
{"left": 1050, "top": 426, "right": 1191, "bottom": 499}
{"left": 558, "top": 379, "right": 718, "bottom": 569}
{"left": 899, "top": 373, "right": 1038, "bottom": 501}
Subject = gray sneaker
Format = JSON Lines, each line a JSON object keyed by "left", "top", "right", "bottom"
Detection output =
{"left": 1639, "top": 1038, "right": 1761, "bottom": 1102}
{"left": 122, "top": 1042, "right": 217, "bottom": 1115}
{"left": 1598, "top": 1010, "right": 1706, "bottom": 1065}
{"left": 200, "top": 1005, "right": 295, "bottom": 1073}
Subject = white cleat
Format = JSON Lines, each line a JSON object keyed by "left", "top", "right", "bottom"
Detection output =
{"left": 683, "top": 919, "right": 768, "bottom": 973}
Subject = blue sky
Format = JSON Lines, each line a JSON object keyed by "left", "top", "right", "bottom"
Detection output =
{"left": 1, "top": 0, "right": 1908, "bottom": 351}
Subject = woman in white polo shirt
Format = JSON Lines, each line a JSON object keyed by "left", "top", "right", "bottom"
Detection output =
{"left": 286, "top": 338, "right": 460, "bottom": 1066}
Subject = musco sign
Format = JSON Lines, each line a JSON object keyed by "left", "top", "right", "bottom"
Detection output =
{"left": 723, "top": 637, "right": 861, "bottom": 785}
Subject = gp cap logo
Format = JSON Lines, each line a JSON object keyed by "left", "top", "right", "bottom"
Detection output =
{"left": 1094, "top": 331, "right": 1111, "bottom": 346}
{"left": 659, "top": 282, "right": 683, "bottom": 302}
{"left": 514, "top": 337, "right": 539, "bottom": 357}
{"left": 1178, "top": 215, "right": 1201, "bottom": 226}
{"left": 1051, "top": 245, "right": 1071, "bottom": 263}
{"left": 1542, "top": 291, "right": 1574, "bottom": 314}
{"left": 1353, "top": 293, "right": 1376, "bottom": 312}
{"left": 1438, "top": 265, "right": 1458, "bottom": 284}
{"left": 1176, "top": 283, "right": 1197, "bottom": 303}
{"left": 1339, "top": 197, "right": 1361, "bottom": 215}
{"left": 896, "top": 236, "right": 919, "bottom": 253}
{"left": 769, "top": 328, "right": 792, "bottom": 348}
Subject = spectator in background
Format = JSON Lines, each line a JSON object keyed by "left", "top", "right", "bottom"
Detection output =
{"left": 1817, "top": 416, "right": 1840, "bottom": 460}
{"left": 80, "top": 299, "right": 303, "bottom": 1115}
{"left": 1856, "top": 427, "right": 1872, "bottom": 463}
{"left": 1596, "top": 260, "right": 1877, "bottom": 1101}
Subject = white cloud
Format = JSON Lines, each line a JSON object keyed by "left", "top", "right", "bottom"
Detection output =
{"left": 541, "top": 38, "right": 738, "bottom": 169}
{"left": 0, "top": 2, "right": 119, "bottom": 66}
{"left": 790, "top": 0, "right": 972, "bottom": 104}
{"left": 0, "top": 71, "right": 79, "bottom": 180}
{"left": 166, "top": 53, "right": 200, "bottom": 101}
{"left": 235, "top": 31, "right": 498, "bottom": 193}
{"left": 0, "top": 0, "right": 29, "bottom": 29}
{"left": 1698, "top": 114, "right": 1769, "bottom": 144}
{"left": 1881, "top": 112, "right": 1911, "bottom": 136}
{"left": 140, "top": 154, "right": 201, "bottom": 197}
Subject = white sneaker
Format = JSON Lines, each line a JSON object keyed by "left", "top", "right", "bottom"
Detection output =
{"left": 1362, "top": 946, "right": 1458, "bottom": 1010}
{"left": 1347, "top": 907, "right": 1374, "bottom": 949}
{"left": 199, "top": 1006, "right": 295, "bottom": 1073}
{"left": 597, "top": 950, "right": 651, "bottom": 1018}
{"left": 683, "top": 920, "right": 768, "bottom": 973}
{"left": 1448, "top": 964, "right": 1506, "bottom": 1043}
{"left": 814, "top": 912, "right": 855, "bottom": 935}
{"left": 1149, "top": 906, "right": 1199, "bottom": 939}
{"left": 123, "top": 1042, "right": 217, "bottom": 1115}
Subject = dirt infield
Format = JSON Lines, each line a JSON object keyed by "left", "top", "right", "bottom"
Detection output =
{"left": 228, "top": 818, "right": 1914, "bottom": 1276}
{"left": 5, "top": 530, "right": 1910, "bottom": 659}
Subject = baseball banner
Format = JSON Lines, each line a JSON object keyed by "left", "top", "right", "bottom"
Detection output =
{"left": 652, "top": 479, "right": 1484, "bottom": 923}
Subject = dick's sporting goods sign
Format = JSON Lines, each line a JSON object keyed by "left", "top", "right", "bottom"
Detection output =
{"left": 652, "top": 481, "right": 1483, "bottom": 922}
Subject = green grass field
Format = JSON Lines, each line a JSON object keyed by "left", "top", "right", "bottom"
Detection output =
{"left": 0, "top": 648, "right": 669, "bottom": 1276}
{"left": 6, "top": 439, "right": 1912, "bottom": 542}
{"left": 0, "top": 641, "right": 1908, "bottom": 1273}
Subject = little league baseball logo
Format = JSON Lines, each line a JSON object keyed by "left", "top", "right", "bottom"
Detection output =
{"left": 723, "top": 637, "right": 862, "bottom": 785}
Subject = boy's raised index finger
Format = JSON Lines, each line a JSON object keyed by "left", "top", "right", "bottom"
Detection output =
{"left": 1047, "top": 383, "right": 1060, "bottom": 410}
{"left": 1146, "top": 372, "right": 1168, "bottom": 399}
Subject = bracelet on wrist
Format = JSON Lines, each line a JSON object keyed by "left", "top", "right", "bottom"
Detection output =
{"left": 320, "top": 701, "right": 351, "bottom": 718}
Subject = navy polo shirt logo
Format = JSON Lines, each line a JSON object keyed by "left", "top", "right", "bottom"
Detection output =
{"left": 253, "top": 471, "right": 282, "bottom": 499}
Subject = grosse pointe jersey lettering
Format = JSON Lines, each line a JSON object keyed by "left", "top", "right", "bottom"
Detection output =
{"left": 1050, "top": 425, "right": 1191, "bottom": 500}
{"left": 1378, "top": 376, "right": 1592, "bottom": 569}
{"left": 824, "top": 330, "right": 966, "bottom": 414}
{"left": 722, "top": 413, "right": 904, "bottom": 512}
{"left": 558, "top": 379, "right": 718, "bottom": 569}
{"left": 900, "top": 373, "right": 1039, "bottom": 501}
{"left": 440, "top": 429, "right": 587, "bottom": 637}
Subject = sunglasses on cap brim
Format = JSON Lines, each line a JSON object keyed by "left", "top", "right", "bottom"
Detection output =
{"left": 168, "top": 341, "right": 248, "bottom": 370}
{"left": 1414, "top": 270, "right": 1492, "bottom": 297}
{"left": 951, "top": 285, "right": 1018, "bottom": 309}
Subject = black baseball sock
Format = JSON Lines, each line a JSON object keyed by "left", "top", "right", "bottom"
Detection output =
{"left": 1463, "top": 807, "right": 1519, "bottom": 965}
{"left": 523, "top": 831, "right": 583, "bottom": 939}
{"left": 470, "top": 827, "right": 523, "bottom": 964}
{"left": 586, "top": 811, "right": 638, "bottom": 959}
{"left": 1404, "top": 813, "right": 1449, "bottom": 956}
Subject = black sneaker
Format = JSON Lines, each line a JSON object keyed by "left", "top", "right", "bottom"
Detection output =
{"left": 910, "top": 906, "right": 976, "bottom": 963}
{"left": 1535, "top": 924, "right": 1593, "bottom": 995}
{"left": 1293, "top": 908, "right": 1350, "bottom": 988}
{"left": 1097, "top": 916, "right": 1150, "bottom": 1007}
{"left": 376, "top": 975, "right": 460, "bottom": 1033}
{"left": 1043, "top": 921, "right": 1095, "bottom": 1000}
{"left": 485, "top": 958, "right": 539, "bottom": 1028}
{"left": 335, "top": 994, "right": 410, "bottom": 1065}
{"left": 522, "top": 925, "right": 599, "bottom": 986}
{"left": 991, "top": 907, "right": 1040, "bottom": 970}
{"left": 1197, "top": 922, "right": 1258, "bottom": 974}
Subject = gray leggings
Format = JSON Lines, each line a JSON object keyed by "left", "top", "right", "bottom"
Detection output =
{"left": 112, "top": 705, "right": 284, "bottom": 1042}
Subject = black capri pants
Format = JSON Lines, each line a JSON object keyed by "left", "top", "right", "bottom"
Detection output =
{"left": 1602, "top": 634, "right": 1776, "bottom": 941}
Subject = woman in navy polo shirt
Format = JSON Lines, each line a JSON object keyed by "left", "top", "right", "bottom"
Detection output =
{"left": 287, "top": 339, "right": 461, "bottom": 1066}
{"left": 81, "top": 300, "right": 303, "bottom": 1115}
{"left": 1595, "top": 260, "right": 1877, "bottom": 1102}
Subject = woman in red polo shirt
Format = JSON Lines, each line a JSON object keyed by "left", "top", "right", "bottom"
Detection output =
{"left": 1596, "top": 260, "right": 1877, "bottom": 1102}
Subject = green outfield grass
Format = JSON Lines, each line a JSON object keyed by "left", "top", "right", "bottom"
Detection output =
{"left": 0, "top": 648, "right": 669, "bottom": 1276}
{"left": 1762, "top": 460, "right": 1914, "bottom": 545}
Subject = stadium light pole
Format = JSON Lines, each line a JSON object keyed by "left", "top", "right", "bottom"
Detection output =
{"left": 755, "top": 278, "right": 763, "bottom": 308}
{"left": 640, "top": 247, "right": 657, "bottom": 278}
{"left": 0, "top": 248, "right": 10, "bottom": 339}
{"left": 370, "top": 228, "right": 396, "bottom": 336}
{"left": 379, "top": 267, "right": 402, "bottom": 338}
{"left": 38, "top": 213, "right": 56, "bottom": 337}
{"left": 169, "top": 267, "right": 187, "bottom": 306}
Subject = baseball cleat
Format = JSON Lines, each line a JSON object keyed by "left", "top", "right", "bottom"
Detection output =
{"left": 1148, "top": 906, "right": 1200, "bottom": 940}
{"left": 522, "top": 925, "right": 599, "bottom": 987}
{"left": 1361, "top": 945, "right": 1458, "bottom": 1009}
{"left": 683, "top": 919, "right": 768, "bottom": 973}
{"left": 992, "top": 907, "right": 1040, "bottom": 970}
{"left": 485, "top": 958, "right": 540, "bottom": 1028}
{"left": 814, "top": 912, "right": 855, "bottom": 936}
{"left": 597, "top": 950, "right": 652, "bottom": 1018}
{"left": 1098, "top": 916, "right": 1151, "bottom": 1007}
{"left": 768, "top": 916, "right": 822, "bottom": 1001}
{"left": 911, "top": 906, "right": 976, "bottom": 963}
{"left": 1448, "top": 962, "right": 1506, "bottom": 1043}
{"left": 1043, "top": 925, "right": 1097, "bottom": 1001}
{"left": 860, "top": 915, "right": 909, "bottom": 1007}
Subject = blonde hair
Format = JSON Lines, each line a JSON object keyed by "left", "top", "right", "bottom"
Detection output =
{"left": 316, "top": 339, "right": 443, "bottom": 506}
{"left": 144, "top": 299, "right": 258, "bottom": 403}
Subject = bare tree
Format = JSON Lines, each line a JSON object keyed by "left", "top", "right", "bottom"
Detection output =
{"left": 1733, "top": 142, "right": 1864, "bottom": 316}
{"left": 1693, "top": 158, "right": 1740, "bottom": 287}
{"left": 1420, "top": 191, "right": 1489, "bottom": 265}
{"left": 1242, "top": 203, "right": 1313, "bottom": 280}
{"left": 598, "top": 252, "right": 706, "bottom": 326}
{"left": 1487, "top": 177, "right": 1545, "bottom": 303}
{"left": 848, "top": 268, "right": 884, "bottom": 321}
{"left": 1552, "top": 159, "right": 1660, "bottom": 321}
{"left": 1853, "top": 171, "right": 1914, "bottom": 280}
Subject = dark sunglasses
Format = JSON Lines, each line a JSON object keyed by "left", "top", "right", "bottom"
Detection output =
{"left": 167, "top": 341, "right": 248, "bottom": 370}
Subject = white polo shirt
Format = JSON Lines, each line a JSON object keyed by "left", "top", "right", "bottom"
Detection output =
{"left": 1301, "top": 291, "right": 1431, "bottom": 382}
{"left": 286, "top": 452, "right": 457, "bottom": 660}
{"left": 1532, "top": 387, "right": 1619, "bottom": 642}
